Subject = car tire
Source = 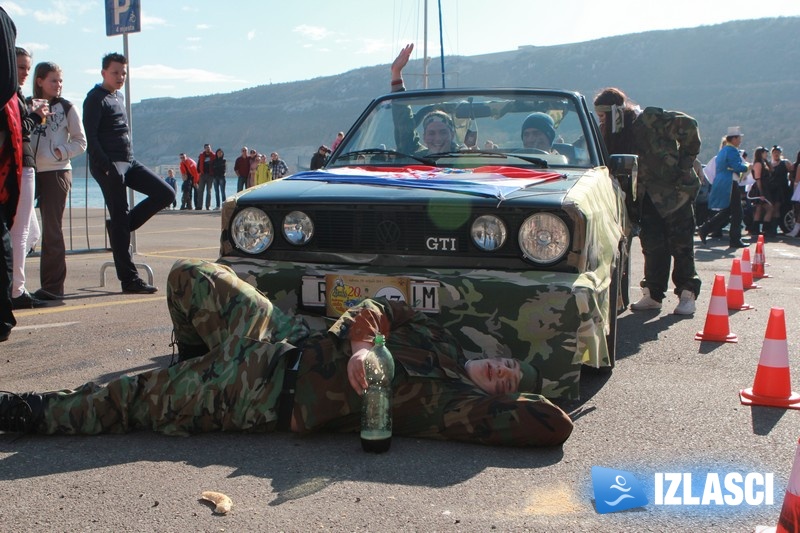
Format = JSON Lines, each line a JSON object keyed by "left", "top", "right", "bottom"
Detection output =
{"left": 780, "top": 205, "right": 795, "bottom": 234}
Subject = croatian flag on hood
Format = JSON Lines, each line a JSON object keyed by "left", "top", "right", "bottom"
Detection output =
{"left": 287, "top": 166, "right": 565, "bottom": 200}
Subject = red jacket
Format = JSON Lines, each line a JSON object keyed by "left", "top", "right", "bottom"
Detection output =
{"left": 197, "top": 150, "right": 216, "bottom": 174}
{"left": 180, "top": 158, "right": 200, "bottom": 185}
{"left": 234, "top": 155, "right": 250, "bottom": 178}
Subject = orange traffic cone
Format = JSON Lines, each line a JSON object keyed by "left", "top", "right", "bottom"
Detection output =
{"left": 756, "top": 438, "right": 800, "bottom": 533}
{"left": 695, "top": 274, "right": 738, "bottom": 342}
{"left": 753, "top": 239, "right": 770, "bottom": 279}
{"left": 740, "top": 308, "right": 800, "bottom": 409}
{"left": 756, "top": 233, "right": 769, "bottom": 265}
{"left": 741, "top": 248, "right": 761, "bottom": 289}
{"left": 776, "top": 438, "right": 800, "bottom": 532}
{"left": 727, "top": 259, "right": 754, "bottom": 311}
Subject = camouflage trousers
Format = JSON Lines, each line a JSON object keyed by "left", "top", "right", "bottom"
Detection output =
{"left": 37, "top": 259, "right": 310, "bottom": 436}
{"left": 33, "top": 260, "right": 572, "bottom": 446}
{"left": 638, "top": 194, "right": 701, "bottom": 300}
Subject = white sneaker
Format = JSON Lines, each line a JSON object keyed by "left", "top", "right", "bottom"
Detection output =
{"left": 673, "top": 290, "right": 696, "bottom": 315}
{"left": 630, "top": 288, "right": 662, "bottom": 311}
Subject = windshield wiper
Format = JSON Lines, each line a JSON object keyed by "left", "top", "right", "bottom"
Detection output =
{"left": 336, "top": 148, "right": 434, "bottom": 166}
{"left": 426, "top": 149, "right": 549, "bottom": 168}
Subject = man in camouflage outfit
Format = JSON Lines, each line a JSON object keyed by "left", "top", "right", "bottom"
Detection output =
{"left": 594, "top": 87, "right": 702, "bottom": 316}
{"left": 0, "top": 259, "right": 573, "bottom": 447}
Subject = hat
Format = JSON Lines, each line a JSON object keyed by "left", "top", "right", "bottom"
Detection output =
{"left": 772, "top": 145, "right": 783, "bottom": 152}
{"left": 517, "top": 360, "right": 541, "bottom": 393}
{"left": 422, "top": 110, "right": 456, "bottom": 133}
{"left": 726, "top": 126, "right": 743, "bottom": 137}
{"left": 319, "top": 145, "right": 331, "bottom": 153}
{"left": 521, "top": 112, "right": 556, "bottom": 143}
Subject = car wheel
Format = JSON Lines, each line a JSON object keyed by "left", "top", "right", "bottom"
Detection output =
{"left": 780, "top": 206, "right": 795, "bottom": 233}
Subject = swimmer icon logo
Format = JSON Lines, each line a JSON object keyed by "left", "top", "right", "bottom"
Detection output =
{"left": 592, "top": 466, "right": 649, "bottom": 514}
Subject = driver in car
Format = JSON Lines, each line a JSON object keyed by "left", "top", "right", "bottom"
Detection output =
{"left": 521, "top": 112, "right": 558, "bottom": 152}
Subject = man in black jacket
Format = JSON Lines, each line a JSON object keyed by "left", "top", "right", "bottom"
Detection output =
{"left": 83, "top": 53, "right": 174, "bottom": 294}
{"left": 309, "top": 145, "right": 330, "bottom": 170}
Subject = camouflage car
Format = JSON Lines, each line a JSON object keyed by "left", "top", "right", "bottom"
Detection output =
{"left": 219, "top": 88, "right": 636, "bottom": 399}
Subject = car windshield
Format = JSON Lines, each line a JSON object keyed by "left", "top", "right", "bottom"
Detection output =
{"left": 329, "top": 91, "right": 597, "bottom": 170}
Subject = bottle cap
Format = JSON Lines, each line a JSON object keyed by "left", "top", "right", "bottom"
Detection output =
{"left": 374, "top": 333, "right": 385, "bottom": 345}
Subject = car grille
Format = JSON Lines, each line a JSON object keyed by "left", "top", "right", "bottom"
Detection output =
{"left": 269, "top": 204, "right": 525, "bottom": 257}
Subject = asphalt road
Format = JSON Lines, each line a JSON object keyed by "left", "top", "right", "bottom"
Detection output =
{"left": 2, "top": 209, "right": 799, "bottom": 532}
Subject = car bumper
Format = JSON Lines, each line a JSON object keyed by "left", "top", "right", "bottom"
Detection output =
{"left": 217, "top": 257, "right": 612, "bottom": 399}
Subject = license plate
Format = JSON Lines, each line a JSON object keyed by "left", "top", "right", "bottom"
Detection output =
{"left": 302, "top": 275, "right": 440, "bottom": 315}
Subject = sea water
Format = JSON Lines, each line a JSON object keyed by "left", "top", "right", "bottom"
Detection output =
{"left": 68, "top": 171, "right": 106, "bottom": 208}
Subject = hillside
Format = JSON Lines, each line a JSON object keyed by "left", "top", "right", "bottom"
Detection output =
{"left": 118, "top": 16, "right": 800, "bottom": 171}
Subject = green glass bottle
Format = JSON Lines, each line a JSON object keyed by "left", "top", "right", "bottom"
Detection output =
{"left": 360, "top": 333, "right": 395, "bottom": 453}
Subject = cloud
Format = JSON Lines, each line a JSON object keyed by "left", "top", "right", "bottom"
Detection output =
{"left": 142, "top": 14, "right": 167, "bottom": 27}
{"left": 132, "top": 64, "right": 247, "bottom": 85}
{"left": 33, "top": 10, "right": 69, "bottom": 24}
{"left": 18, "top": 42, "right": 50, "bottom": 52}
{"left": 196, "top": 23, "right": 211, "bottom": 30}
{"left": 293, "top": 24, "right": 333, "bottom": 41}
{"left": 186, "top": 37, "right": 201, "bottom": 42}
{"left": 31, "top": 0, "right": 96, "bottom": 25}
{"left": 357, "top": 38, "right": 391, "bottom": 55}
{"left": 3, "top": 2, "right": 27, "bottom": 16}
{"left": 247, "top": 30, "right": 256, "bottom": 41}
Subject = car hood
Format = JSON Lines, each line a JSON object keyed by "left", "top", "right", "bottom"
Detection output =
{"left": 234, "top": 166, "right": 583, "bottom": 207}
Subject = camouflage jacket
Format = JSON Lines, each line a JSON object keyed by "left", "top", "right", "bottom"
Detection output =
{"left": 294, "top": 298, "right": 572, "bottom": 447}
{"left": 37, "top": 260, "right": 570, "bottom": 447}
{"left": 632, "top": 107, "right": 701, "bottom": 217}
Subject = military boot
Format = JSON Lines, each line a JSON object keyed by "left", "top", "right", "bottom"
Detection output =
{"left": 0, "top": 392, "right": 45, "bottom": 433}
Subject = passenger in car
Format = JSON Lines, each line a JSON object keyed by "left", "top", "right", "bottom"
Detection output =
{"left": 0, "top": 259, "right": 573, "bottom": 448}
{"left": 390, "top": 44, "right": 460, "bottom": 157}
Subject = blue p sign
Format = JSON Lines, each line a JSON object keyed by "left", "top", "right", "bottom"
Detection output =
{"left": 105, "top": 0, "right": 141, "bottom": 36}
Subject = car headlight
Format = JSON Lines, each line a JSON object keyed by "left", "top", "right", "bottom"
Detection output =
{"left": 518, "top": 213, "right": 570, "bottom": 264}
{"left": 471, "top": 215, "right": 507, "bottom": 251}
{"left": 282, "top": 211, "right": 314, "bottom": 245}
{"left": 231, "top": 207, "right": 273, "bottom": 254}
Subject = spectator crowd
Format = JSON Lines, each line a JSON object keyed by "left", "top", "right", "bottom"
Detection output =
{"left": 174, "top": 144, "right": 291, "bottom": 211}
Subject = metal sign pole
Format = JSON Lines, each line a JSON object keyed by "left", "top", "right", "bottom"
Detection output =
{"left": 123, "top": 32, "right": 137, "bottom": 254}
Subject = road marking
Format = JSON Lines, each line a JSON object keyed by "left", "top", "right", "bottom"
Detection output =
{"left": 13, "top": 296, "right": 165, "bottom": 317}
{"left": 149, "top": 246, "right": 218, "bottom": 254}
{"left": 13, "top": 321, "right": 80, "bottom": 331}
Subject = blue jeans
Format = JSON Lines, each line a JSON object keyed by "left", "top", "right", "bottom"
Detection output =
{"left": 213, "top": 177, "right": 226, "bottom": 208}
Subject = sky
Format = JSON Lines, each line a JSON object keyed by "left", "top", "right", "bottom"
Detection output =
{"left": 5, "top": 0, "right": 800, "bottom": 104}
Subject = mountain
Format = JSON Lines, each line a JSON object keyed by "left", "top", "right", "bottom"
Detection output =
{"left": 118, "top": 16, "right": 800, "bottom": 171}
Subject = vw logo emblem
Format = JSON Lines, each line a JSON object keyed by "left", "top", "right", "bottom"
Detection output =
{"left": 376, "top": 220, "right": 401, "bottom": 245}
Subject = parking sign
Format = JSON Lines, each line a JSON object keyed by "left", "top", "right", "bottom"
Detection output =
{"left": 105, "top": 0, "right": 141, "bottom": 36}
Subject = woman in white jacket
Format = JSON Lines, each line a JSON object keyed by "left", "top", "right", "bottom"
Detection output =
{"left": 30, "top": 62, "right": 86, "bottom": 300}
